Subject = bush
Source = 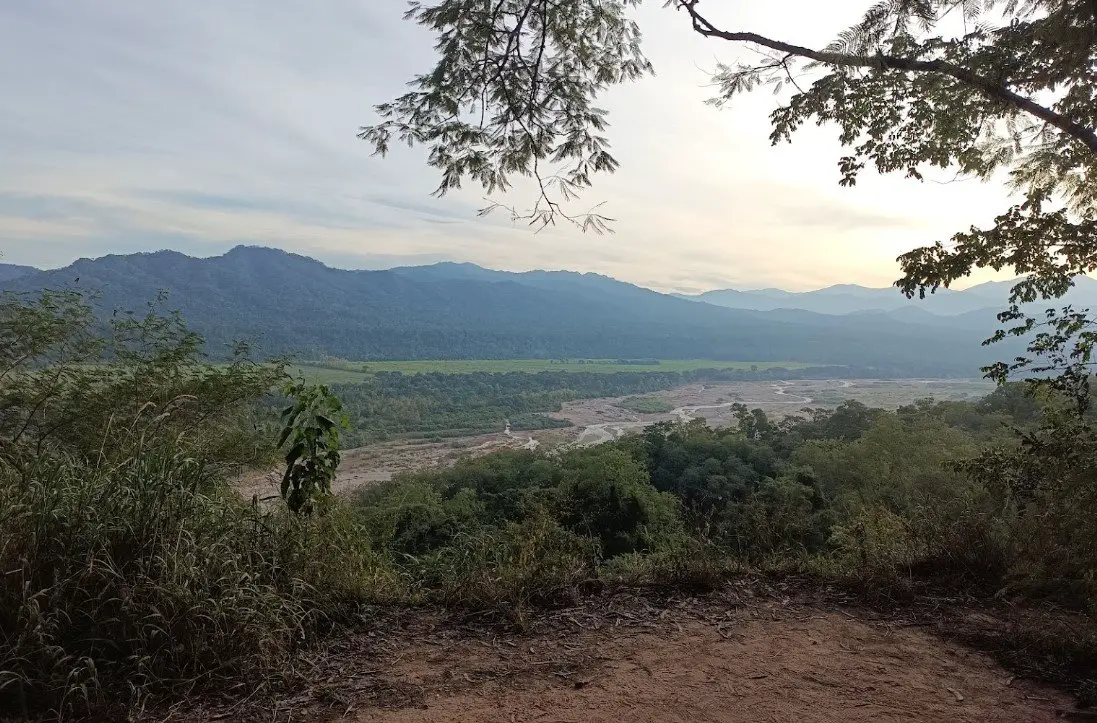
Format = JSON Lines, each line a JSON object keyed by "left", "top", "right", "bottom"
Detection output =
{"left": 909, "top": 505, "right": 1013, "bottom": 591}
{"left": 717, "top": 475, "right": 832, "bottom": 563}
{"left": 356, "top": 479, "right": 487, "bottom": 555}
{"left": 965, "top": 410, "right": 1097, "bottom": 610}
{"left": 828, "top": 505, "right": 920, "bottom": 585}
{"left": 425, "top": 514, "right": 598, "bottom": 625}
{"left": 793, "top": 414, "right": 979, "bottom": 516}
{"left": 601, "top": 536, "right": 744, "bottom": 592}
{"left": 556, "top": 448, "right": 683, "bottom": 557}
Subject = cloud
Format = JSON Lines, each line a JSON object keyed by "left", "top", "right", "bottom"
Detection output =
{"left": 0, "top": 217, "right": 96, "bottom": 240}
{"left": 363, "top": 195, "right": 472, "bottom": 222}
{"left": 137, "top": 191, "right": 286, "bottom": 214}
{"left": 0, "top": 0, "right": 1017, "bottom": 291}
{"left": 764, "top": 198, "right": 918, "bottom": 231}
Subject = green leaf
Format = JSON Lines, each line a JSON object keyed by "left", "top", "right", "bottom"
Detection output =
{"left": 284, "top": 441, "right": 307, "bottom": 466}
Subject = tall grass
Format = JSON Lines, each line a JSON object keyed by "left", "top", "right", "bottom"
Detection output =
{"left": 0, "top": 449, "right": 397, "bottom": 718}
{"left": 424, "top": 514, "right": 598, "bottom": 626}
{"left": 0, "top": 292, "right": 400, "bottom": 719}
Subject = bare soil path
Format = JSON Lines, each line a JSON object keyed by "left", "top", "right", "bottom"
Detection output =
{"left": 173, "top": 583, "right": 1089, "bottom": 722}
{"left": 357, "top": 612, "right": 1069, "bottom": 723}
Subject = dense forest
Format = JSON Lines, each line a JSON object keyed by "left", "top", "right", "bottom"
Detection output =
{"left": 352, "top": 385, "right": 1055, "bottom": 586}
{"left": 351, "top": 390, "right": 1042, "bottom": 596}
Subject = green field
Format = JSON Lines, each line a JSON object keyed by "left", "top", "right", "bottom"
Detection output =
{"left": 292, "top": 359, "right": 813, "bottom": 383}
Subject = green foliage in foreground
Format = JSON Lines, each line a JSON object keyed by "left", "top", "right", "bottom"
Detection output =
{"left": 3, "top": 292, "right": 1096, "bottom": 718}
{"left": 278, "top": 381, "right": 349, "bottom": 513}
{"left": 0, "top": 292, "right": 401, "bottom": 718}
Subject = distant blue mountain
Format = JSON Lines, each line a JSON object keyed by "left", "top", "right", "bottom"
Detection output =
{"left": 1, "top": 247, "right": 1027, "bottom": 374}
{"left": 680, "top": 277, "right": 1097, "bottom": 317}
{"left": 0, "top": 263, "right": 38, "bottom": 283}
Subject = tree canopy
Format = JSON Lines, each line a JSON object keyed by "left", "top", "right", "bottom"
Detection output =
{"left": 363, "top": 0, "right": 1097, "bottom": 397}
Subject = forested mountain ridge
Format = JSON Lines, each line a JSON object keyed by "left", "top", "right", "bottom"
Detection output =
{"left": 2, "top": 246, "right": 1019, "bottom": 373}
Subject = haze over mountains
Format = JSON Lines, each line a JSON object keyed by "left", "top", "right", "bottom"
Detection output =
{"left": 0, "top": 246, "right": 1049, "bottom": 375}
{"left": 679, "top": 278, "right": 1097, "bottom": 317}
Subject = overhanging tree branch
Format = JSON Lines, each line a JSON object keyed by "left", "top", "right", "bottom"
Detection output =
{"left": 675, "top": 0, "right": 1097, "bottom": 156}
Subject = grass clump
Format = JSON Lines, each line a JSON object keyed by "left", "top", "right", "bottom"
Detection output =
{"left": 2, "top": 455, "right": 300, "bottom": 716}
{"left": 426, "top": 514, "right": 598, "bottom": 625}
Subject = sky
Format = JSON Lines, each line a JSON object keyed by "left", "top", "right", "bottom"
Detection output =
{"left": 0, "top": 1, "right": 1021, "bottom": 292}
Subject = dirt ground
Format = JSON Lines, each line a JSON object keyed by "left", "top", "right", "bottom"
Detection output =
{"left": 171, "top": 583, "right": 1088, "bottom": 722}
{"left": 357, "top": 614, "right": 1069, "bottom": 722}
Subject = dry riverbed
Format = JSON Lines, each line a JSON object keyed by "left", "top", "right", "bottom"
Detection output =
{"left": 239, "top": 378, "right": 993, "bottom": 499}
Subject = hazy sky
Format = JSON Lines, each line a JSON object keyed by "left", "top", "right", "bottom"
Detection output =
{"left": 0, "top": 1, "right": 1019, "bottom": 292}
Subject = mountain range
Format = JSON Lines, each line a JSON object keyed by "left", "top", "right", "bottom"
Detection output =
{"left": 0, "top": 262, "right": 39, "bottom": 283}
{"left": 0, "top": 247, "right": 1043, "bottom": 375}
{"left": 678, "top": 278, "right": 1097, "bottom": 317}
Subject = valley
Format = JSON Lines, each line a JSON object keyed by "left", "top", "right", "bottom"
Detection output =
{"left": 8, "top": 1, "right": 1097, "bottom": 718}
{"left": 240, "top": 377, "right": 994, "bottom": 499}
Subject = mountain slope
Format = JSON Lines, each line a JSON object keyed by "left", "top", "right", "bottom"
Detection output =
{"left": 0, "top": 263, "right": 38, "bottom": 282}
{"left": 394, "top": 262, "right": 750, "bottom": 327}
{"left": 3, "top": 247, "right": 1016, "bottom": 374}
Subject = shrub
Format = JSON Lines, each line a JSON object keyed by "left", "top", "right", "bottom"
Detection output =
{"left": 717, "top": 475, "right": 832, "bottom": 563}
{"left": 966, "top": 410, "right": 1097, "bottom": 610}
{"left": 0, "top": 291, "right": 286, "bottom": 475}
{"left": 793, "top": 414, "right": 979, "bottom": 517}
{"left": 828, "top": 505, "right": 920, "bottom": 586}
{"left": 556, "top": 448, "right": 683, "bottom": 557}
{"left": 425, "top": 514, "right": 598, "bottom": 625}
{"left": 601, "top": 536, "right": 744, "bottom": 592}
{"left": 357, "top": 479, "right": 487, "bottom": 555}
